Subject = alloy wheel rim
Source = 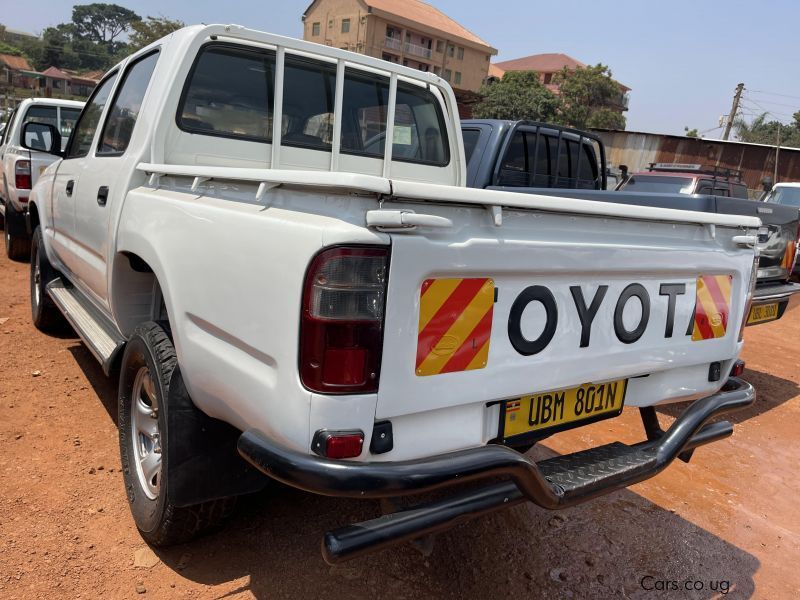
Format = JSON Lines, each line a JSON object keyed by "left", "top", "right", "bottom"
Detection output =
{"left": 33, "top": 256, "right": 41, "bottom": 306}
{"left": 131, "top": 366, "right": 162, "bottom": 500}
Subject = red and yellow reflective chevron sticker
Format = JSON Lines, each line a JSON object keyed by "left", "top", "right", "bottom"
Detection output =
{"left": 416, "top": 278, "right": 494, "bottom": 376}
{"left": 781, "top": 241, "right": 796, "bottom": 270}
{"left": 691, "top": 275, "right": 732, "bottom": 341}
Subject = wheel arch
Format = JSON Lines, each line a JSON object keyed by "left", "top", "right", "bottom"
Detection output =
{"left": 110, "top": 239, "right": 175, "bottom": 339}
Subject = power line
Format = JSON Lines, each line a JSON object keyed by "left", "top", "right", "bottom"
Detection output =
{"left": 749, "top": 89, "right": 800, "bottom": 101}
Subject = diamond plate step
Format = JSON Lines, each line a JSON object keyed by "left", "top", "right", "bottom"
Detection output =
{"left": 538, "top": 442, "right": 657, "bottom": 498}
{"left": 47, "top": 278, "right": 125, "bottom": 374}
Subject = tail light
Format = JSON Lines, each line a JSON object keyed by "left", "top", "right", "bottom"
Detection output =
{"left": 738, "top": 255, "right": 759, "bottom": 342}
{"left": 730, "top": 360, "right": 745, "bottom": 378}
{"left": 300, "top": 246, "right": 389, "bottom": 394}
{"left": 15, "top": 160, "right": 31, "bottom": 192}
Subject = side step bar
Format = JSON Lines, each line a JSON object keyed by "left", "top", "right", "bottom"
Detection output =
{"left": 47, "top": 278, "right": 125, "bottom": 375}
{"left": 238, "top": 377, "right": 754, "bottom": 564}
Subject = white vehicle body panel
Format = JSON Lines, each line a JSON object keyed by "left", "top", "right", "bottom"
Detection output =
{"left": 26, "top": 24, "right": 760, "bottom": 463}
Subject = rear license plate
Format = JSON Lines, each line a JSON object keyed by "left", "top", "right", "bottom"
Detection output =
{"left": 501, "top": 379, "right": 628, "bottom": 442}
{"left": 747, "top": 303, "right": 779, "bottom": 325}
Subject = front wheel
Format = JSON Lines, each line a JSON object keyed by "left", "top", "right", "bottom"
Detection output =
{"left": 118, "top": 321, "right": 236, "bottom": 546}
{"left": 30, "top": 226, "right": 64, "bottom": 331}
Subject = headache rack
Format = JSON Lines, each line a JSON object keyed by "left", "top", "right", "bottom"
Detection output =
{"left": 647, "top": 163, "right": 743, "bottom": 182}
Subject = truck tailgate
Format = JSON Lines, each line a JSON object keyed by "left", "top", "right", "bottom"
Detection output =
{"left": 377, "top": 201, "right": 756, "bottom": 420}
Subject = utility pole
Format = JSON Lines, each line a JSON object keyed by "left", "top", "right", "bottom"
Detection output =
{"left": 774, "top": 122, "right": 781, "bottom": 184}
{"left": 722, "top": 83, "right": 745, "bottom": 140}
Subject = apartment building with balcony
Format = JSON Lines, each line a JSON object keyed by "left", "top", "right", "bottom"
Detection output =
{"left": 491, "top": 53, "right": 631, "bottom": 112}
{"left": 302, "top": 0, "right": 497, "bottom": 99}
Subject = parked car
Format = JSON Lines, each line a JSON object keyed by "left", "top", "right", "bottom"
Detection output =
{"left": 25, "top": 25, "right": 759, "bottom": 564}
{"left": 619, "top": 163, "right": 750, "bottom": 198}
{"left": 0, "top": 98, "right": 84, "bottom": 259}
{"left": 762, "top": 182, "right": 800, "bottom": 280}
{"left": 462, "top": 120, "right": 800, "bottom": 329}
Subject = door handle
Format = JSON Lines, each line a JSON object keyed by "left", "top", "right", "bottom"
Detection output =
{"left": 97, "top": 186, "right": 109, "bottom": 206}
{"left": 65, "top": 180, "right": 74, "bottom": 196}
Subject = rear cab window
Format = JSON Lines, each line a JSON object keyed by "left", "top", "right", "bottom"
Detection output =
{"left": 497, "top": 129, "right": 598, "bottom": 189}
{"left": 176, "top": 43, "right": 450, "bottom": 169}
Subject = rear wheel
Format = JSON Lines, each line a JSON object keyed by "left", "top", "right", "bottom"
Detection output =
{"left": 30, "top": 226, "right": 64, "bottom": 331}
{"left": 4, "top": 201, "right": 31, "bottom": 261}
{"left": 118, "top": 321, "right": 236, "bottom": 546}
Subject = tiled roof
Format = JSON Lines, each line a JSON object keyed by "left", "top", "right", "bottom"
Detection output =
{"left": 494, "top": 53, "right": 586, "bottom": 74}
{"left": 40, "top": 66, "right": 71, "bottom": 80}
{"left": 365, "top": 0, "right": 493, "bottom": 49}
{"left": 487, "top": 63, "right": 505, "bottom": 78}
{"left": 0, "top": 53, "right": 32, "bottom": 71}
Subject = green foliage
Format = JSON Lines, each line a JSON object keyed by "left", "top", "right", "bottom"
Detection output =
{"left": 734, "top": 112, "right": 800, "bottom": 147}
{"left": 472, "top": 71, "right": 560, "bottom": 122}
{"left": 129, "top": 16, "right": 184, "bottom": 51}
{"left": 72, "top": 3, "right": 140, "bottom": 45}
{"left": 3, "top": 4, "right": 185, "bottom": 73}
{"left": 684, "top": 127, "right": 699, "bottom": 138}
{"left": 552, "top": 64, "right": 626, "bottom": 130}
{"left": 0, "top": 41, "right": 23, "bottom": 56}
{"left": 473, "top": 64, "right": 627, "bottom": 130}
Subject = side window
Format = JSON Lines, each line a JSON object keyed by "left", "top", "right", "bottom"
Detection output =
{"left": 179, "top": 45, "right": 275, "bottom": 142}
{"left": 578, "top": 143, "right": 598, "bottom": 188}
{"left": 462, "top": 129, "right": 481, "bottom": 164}
{"left": 696, "top": 181, "right": 713, "bottom": 195}
{"left": 67, "top": 72, "right": 119, "bottom": 159}
{"left": 340, "top": 69, "right": 448, "bottom": 165}
{"left": 712, "top": 186, "right": 730, "bottom": 197}
{"left": 1, "top": 109, "right": 17, "bottom": 145}
{"left": 282, "top": 55, "right": 335, "bottom": 151}
{"left": 98, "top": 51, "right": 159, "bottom": 156}
{"left": 24, "top": 106, "right": 58, "bottom": 129}
{"left": 497, "top": 131, "right": 527, "bottom": 186}
{"left": 731, "top": 182, "right": 748, "bottom": 199}
{"left": 531, "top": 133, "right": 555, "bottom": 186}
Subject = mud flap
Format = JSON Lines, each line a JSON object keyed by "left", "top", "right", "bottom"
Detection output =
{"left": 166, "top": 369, "right": 268, "bottom": 507}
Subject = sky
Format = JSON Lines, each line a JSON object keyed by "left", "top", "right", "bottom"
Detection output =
{"left": 2, "top": 0, "right": 798, "bottom": 138}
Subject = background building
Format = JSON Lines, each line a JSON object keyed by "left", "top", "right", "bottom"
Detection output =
{"left": 302, "top": 0, "right": 497, "bottom": 113}
{"left": 491, "top": 53, "right": 630, "bottom": 113}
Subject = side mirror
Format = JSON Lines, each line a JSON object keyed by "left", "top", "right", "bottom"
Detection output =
{"left": 21, "top": 121, "right": 63, "bottom": 157}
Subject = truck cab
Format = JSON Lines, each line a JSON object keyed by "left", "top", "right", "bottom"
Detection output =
{"left": 619, "top": 163, "right": 750, "bottom": 198}
{"left": 0, "top": 98, "right": 84, "bottom": 260}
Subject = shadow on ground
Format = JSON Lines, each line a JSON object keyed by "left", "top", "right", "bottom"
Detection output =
{"left": 63, "top": 337, "right": 761, "bottom": 598}
{"left": 657, "top": 367, "right": 799, "bottom": 425}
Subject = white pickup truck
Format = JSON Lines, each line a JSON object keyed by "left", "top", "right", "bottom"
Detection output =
{"left": 0, "top": 98, "right": 84, "bottom": 259}
{"left": 25, "top": 25, "right": 759, "bottom": 563}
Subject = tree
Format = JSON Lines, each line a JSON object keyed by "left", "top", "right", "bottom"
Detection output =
{"left": 734, "top": 112, "right": 800, "bottom": 148}
{"left": 71, "top": 3, "right": 140, "bottom": 47}
{"left": 684, "top": 127, "right": 699, "bottom": 138}
{"left": 473, "top": 71, "right": 560, "bottom": 122}
{"left": 129, "top": 16, "right": 184, "bottom": 51}
{"left": 552, "top": 64, "right": 626, "bottom": 130}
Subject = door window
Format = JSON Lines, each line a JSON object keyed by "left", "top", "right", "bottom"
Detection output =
{"left": 97, "top": 51, "right": 159, "bottom": 156}
{"left": 67, "top": 72, "right": 119, "bottom": 159}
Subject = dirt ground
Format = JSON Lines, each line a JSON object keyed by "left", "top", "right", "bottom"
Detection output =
{"left": 1, "top": 248, "right": 799, "bottom": 600}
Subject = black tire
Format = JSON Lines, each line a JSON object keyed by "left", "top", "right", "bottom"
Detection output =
{"left": 30, "top": 226, "right": 64, "bottom": 331}
{"left": 5, "top": 201, "right": 31, "bottom": 261}
{"left": 118, "top": 321, "right": 236, "bottom": 546}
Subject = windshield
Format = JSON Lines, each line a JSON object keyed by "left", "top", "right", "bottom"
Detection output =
{"left": 622, "top": 175, "right": 694, "bottom": 194}
{"left": 764, "top": 186, "right": 800, "bottom": 208}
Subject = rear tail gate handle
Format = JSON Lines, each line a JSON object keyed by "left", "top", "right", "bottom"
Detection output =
{"left": 97, "top": 186, "right": 109, "bottom": 206}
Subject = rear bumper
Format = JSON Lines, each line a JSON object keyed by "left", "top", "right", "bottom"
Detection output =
{"left": 238, "top": 377, "right": 755, "bottom": 563}
{"left": 748, "top": 281, "right": 800, "bottom": 324}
